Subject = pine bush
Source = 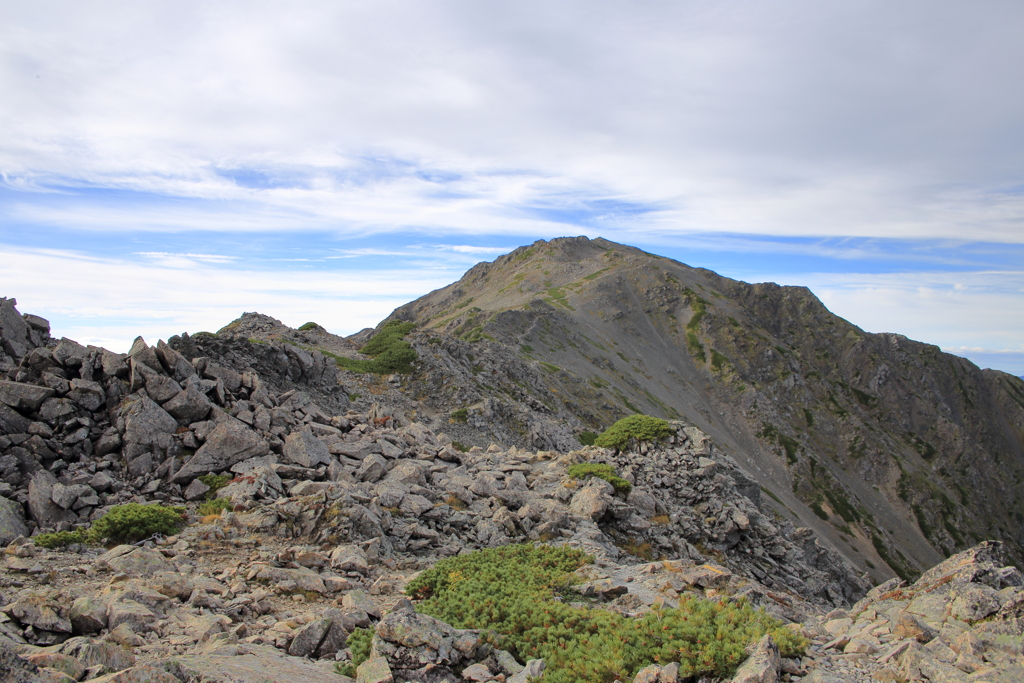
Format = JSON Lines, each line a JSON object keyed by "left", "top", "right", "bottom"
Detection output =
{"left": 594, "top": 415, "right": 672, "bottom": 451}
{"left": 405, "top": 544, "right": 805, "bottom": 682}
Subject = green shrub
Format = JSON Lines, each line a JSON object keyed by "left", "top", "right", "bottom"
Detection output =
{"left": 336, "top": 320, "right": 417, "bottom": 374}
{"left": 594, "top": 414, "right": 672, "bottom": 451}
{"left": 334, "top": 627, "right": 373, "bottom": 677}
{"left": 35, "top": 503, "right": 187, "bottom": 547}
{"left": 197, "top": 498, "right": 232, "bottom": 517}
{"left": 567, "top": 463, "right": 632, "bottom": 495}
{"left": 298, "top": 322, "right": 319, "bottom": 331}
{"left": 451, "top": 408, "right": 468, "bottom": 423}
{"left": 89, "top": 503, "right": 186, "bottom": 543}
{"left": 198, "top": 474, "right": 232, "bottom": 498}
{"left": 578, "top": 431, "right": 598, "bottom": 446}
{"left": 34, "top": 529, "right": 87, "bottom": 549}
{"left": 451, "top": 441, "right": 469, "bottom": 453}
{"left": 405, "top": 544, "right": 805, "bottom": 683}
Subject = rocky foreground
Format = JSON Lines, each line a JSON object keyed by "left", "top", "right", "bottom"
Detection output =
{"left": 0, "top": 297, "right": 1022, "bottom": 682}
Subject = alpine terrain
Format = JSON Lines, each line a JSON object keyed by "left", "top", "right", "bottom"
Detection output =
{"left": 0, "top": 236, "right": 1021, "bottom": 683}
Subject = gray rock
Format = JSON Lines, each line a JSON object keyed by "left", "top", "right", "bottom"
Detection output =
{"left": 203, "top": 363, "right": 242, "bottom": 393}
{"left": 729, "top": 634, "right": 780, "bottom": 683}
{"left": 88, "top": 470, "right": 115, "bottom": 492}
{"left": 0, "top": 298, "right": 35, "bottom": 360}
{"left": 0, "top": 380, "right": 54, "bottom": 412}
{"left": 155, "top": 341, "right": 196, "bottom": 383}
{"left": 2, "top": 592, "right": 72, "bottom": 633}
{"left": 287, "top": 618, "right": 331, "bottom": 657}
{"left": 331, "top": 545, "right": 370, "bottom": 574}
{"left": 355, "top": 454, "right": 388, "bottom": 483}
{"left": 331, "top": 439, "right": 382, "bottom": 460}
{"left": 144, "top": 374, "right": 183, "bottom": 404}
{"left": 508, "top": 659, "right": 545, "bottom": 683}
{"left": 356, "top": 656, "right": 392, "bottom": 683}
{"left": 163, "top": 384, "right": 212, "bottom": 423}
{"left": 569, "top": 481, "right": 614, "bottom": 522}
{"left": 120, "top": 395, "right": 178, "bottom": 447}
{"left": 0, "top": 402, "right": 31, "bottom": 434}
{"left": 37, "top": 398, "right": 76, "bottom": 426}
{"left": 173, "top": 421, "right": 269, "bottom": 483}
{"left": 342, "top": 590, "right": 380, "bottom": 619}
{"left": 67, "top": 378, "right": 106, "bottom": 412}
{"left": 0, "top": 635, "right": 41, "bottom": 683}
{"left": 184, "top": 478, "right": 211, "bottom": 501}
{"left": 56, "top": 636, "right": 136, "bottom": 673}
{"left": 0, "top": 495, "right": 28, "bottom": 543}
{"left": 28, "top": 470, "right": 77, "bottom": 528}
{"left": 97, "top": 545, "right": 175, "bottom": 575}
{"left": 70, "top": 596, "right": 108, "bottom": 634}
{"left": 51, "top": 483, "right": 93, "bottom": 510}
{"left": 170, "top": 643, "right": 343, "bottom": 683}
{"left": 94, "top": 431, "right": 122, "bottom": 457}
{"left": 283, "top": 428, "right": 332, "bottom": 469}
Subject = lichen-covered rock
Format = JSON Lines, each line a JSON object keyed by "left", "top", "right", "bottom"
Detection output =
{"left": 173, "top": 421, "right": 269, "bottom": 482}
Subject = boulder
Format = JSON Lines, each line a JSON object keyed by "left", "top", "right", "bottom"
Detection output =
{"left": 120, "top": 396, "right": 178, "bottom": 447}
{"left": 0, "top": 380, "right": 54, "bottom": 412}
{"left": 28, "top": 470, "right": 78, "bottom": 528}
{"left": 2, "top": 592, "right": 72, "bottom": 633}
{"left": 87, "top": 665, "right": 179, "bottom": 683}
{"left": 356, "top": 657, "right": 393, "bottom": 683}
{"left": 56, "top": 637, "right": 136, "bottom": 673}
{"left": 569, "top": 480, "right": 614, "bottom": 522}
{"left": 70, "top": 596, "right": 108, "bottom": 635}
{"left": 0, "top": 402, "right": 31, "bottom": 434}
{"left": 143, "top": 374, "right": 182, "bottom": 404}
{"left": 283, "top": 428, "right": 332, "bottom": 469}
{"left": 67, "top": 379, "right": 106, "bottom": 412}
{"left": 173, "top": 421, "right": 269, "bottom": 483}
{"left": 0, "top": 495, "right": 28, "bottom": 543}
{"left": 162, "top": 385, "right": 212, "bottom": 423}
{"left": 355, "top": 454, "right": 388, "bottom": 483}
{"left": 330, "top": 545, "right": 370, "bottom": 575}
{"left": 167, "top": 643, "right": 343, "bottom": 683}
{"left": 97, "top": 546, "right": 175, "bottom": 575}
{"left": 0, "top": 636, "right": 41, "bottom": 683}
{"left": 729, "top": 634, "right": 780, "bottom": 683}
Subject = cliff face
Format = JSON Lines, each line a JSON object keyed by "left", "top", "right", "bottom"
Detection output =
{"left": 390, "top": 237, "right": 1024, "bottom": 581}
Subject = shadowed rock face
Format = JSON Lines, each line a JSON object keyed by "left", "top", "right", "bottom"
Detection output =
{"left": 388, "top": 237, "right": 1024, "bottom": 580}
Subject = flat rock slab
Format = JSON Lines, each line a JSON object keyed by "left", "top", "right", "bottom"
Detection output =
{"left": 0, "top": 380, "right": 54, "bottom": 411}
{"left": 98, "top": 546, "right": 175, "bottom": 576}
{"left": 170, "top": 643, "right": 342, "bottom": 683}
{"left": 174, "top": 421, "right": 269, "bottom": 483}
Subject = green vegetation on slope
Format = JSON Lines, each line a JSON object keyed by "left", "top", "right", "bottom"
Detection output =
{"left": 567, "top": 463, "right": 632, "bottom": 495}
{"left": 35, "top": 503, "right": 186, "bottom": 548}
{"left": 595, "top": 414, "right": 672, "bottom": 451}
{"left": 336, "top": 320, "right": 418, "bottom": 374}
{"left": 405, "top": 544, "right": 805, "bottom": 683}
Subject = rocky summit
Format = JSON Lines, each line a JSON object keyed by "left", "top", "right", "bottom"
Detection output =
{"left": 0, "top": 235, "right": 1021, "bottom": 683}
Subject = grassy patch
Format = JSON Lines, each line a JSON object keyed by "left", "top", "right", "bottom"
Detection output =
{"left": 298, "top": 322, "right": 319, "bottom": 331}
{"left": 710, "top": 349, "right": 729, "bottom": 371}
{"left": 451, "top": 408, "right": 469, "bottom": 423}
{"left": 540, "top": 361, "right": 561, "bottom": 374}
{"left": 197, "top": 498, "right": 232, "bottom": 517}
{"left": 406, "top": 545, "right": 805, "bottom": 683}
{"left": 578, "top": 431, "right": 598, "bottom": 446}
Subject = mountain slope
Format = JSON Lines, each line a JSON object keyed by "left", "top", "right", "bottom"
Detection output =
{"left": 390, "top": 236, "right": 1024, "bottom": 581}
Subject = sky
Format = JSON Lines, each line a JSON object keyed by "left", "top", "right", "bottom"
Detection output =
{"left": 1, "top": 1, "right": 1022, "bottom": 375}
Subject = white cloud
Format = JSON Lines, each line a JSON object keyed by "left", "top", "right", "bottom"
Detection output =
{"left": 0, "top": 245, "right": 456, "bottom": 353}
{"left": 1, "top": 2, "right": 1023, "bottom": 241}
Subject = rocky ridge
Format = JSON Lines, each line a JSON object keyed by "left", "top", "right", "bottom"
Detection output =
{"left": 0, "top": 297, "right": 1022, "bottom": 681}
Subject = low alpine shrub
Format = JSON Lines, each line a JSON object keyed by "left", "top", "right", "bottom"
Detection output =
{"left": 34, "top": 529, "right": 87, "bottom": 549}
{"left": 405, "top": 544, "right": 806, "bottom": 683}
{"left": 34, "top": 503, "right": 187, "bottom": 547}
{"left": 594, "top": 414, "right": 672, "bottom": 451}
{"left": 334, "top": 627, "right": 373, "bottom": 677}
{"left": 298, "top": 322, "right": 319, "bottom": 331}
{"left": 567, "top": 463, "right": 632, "bottom": 495}
{"left": 89, "top": 503, "right": 186, "bottom": 543}
{"left": 336, "top": 320, "right": 418, "bottom": 374}
{"left": 198, "top": 473, "right": 232, "bottom": 498}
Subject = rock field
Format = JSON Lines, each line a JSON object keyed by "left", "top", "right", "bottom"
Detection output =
{"left": 1, "top": 296, "right": 1023, "bottom": 682}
